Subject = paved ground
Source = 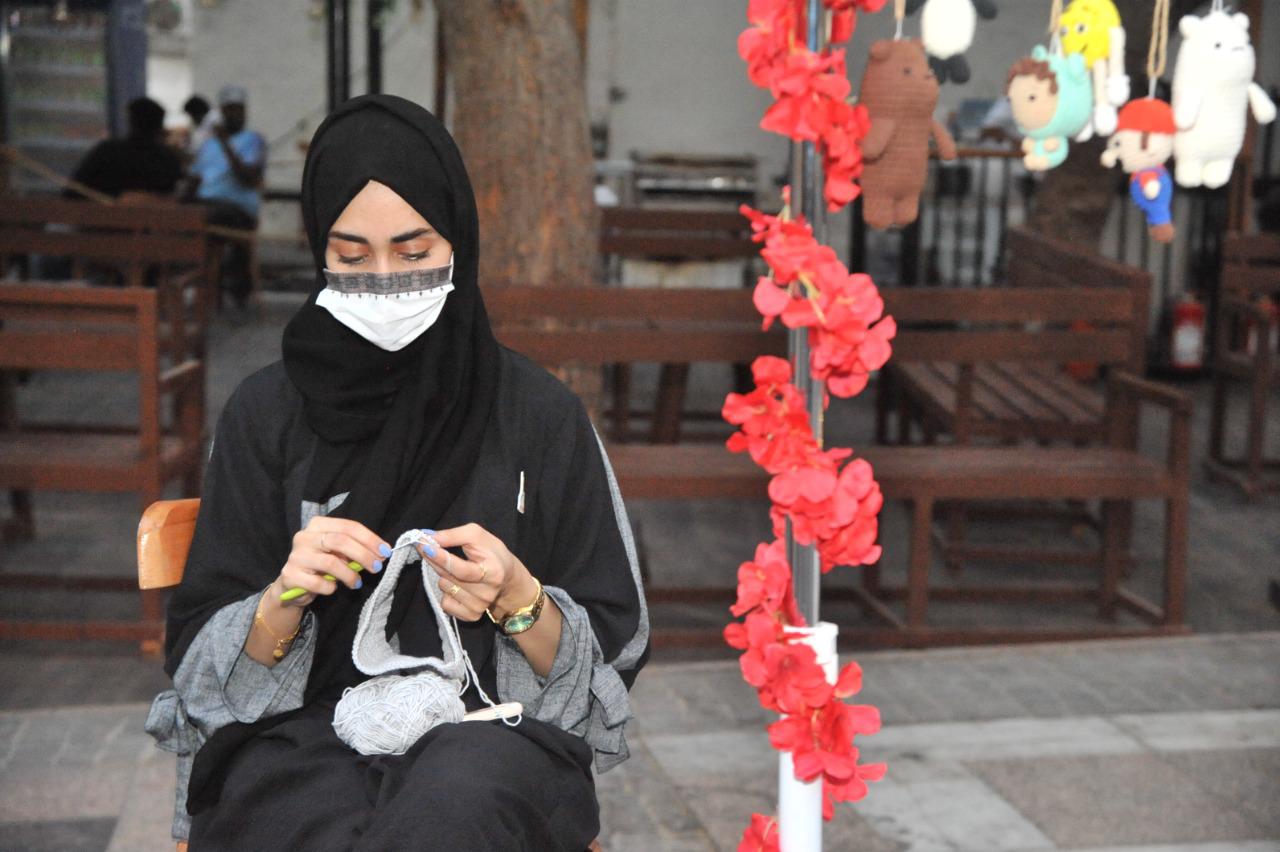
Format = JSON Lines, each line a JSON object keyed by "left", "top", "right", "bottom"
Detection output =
{"left": 0, "top": 634, "right": 1276, "bottom": 851}
{"left": 1, "top": 293, "right": 1278, "bottom": 850}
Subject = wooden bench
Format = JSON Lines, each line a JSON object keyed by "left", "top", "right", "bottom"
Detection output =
{"left": 0, "top": 195, "right": 213, "bottom": 361}
{"left": 487, "top": 285, "right": 1191, "bottom": 647}
{"left": 879, "top": 225, "right": 1151, "bottom": 446}
{"left": 0, "top": 283, "right": 205, "bottom": 650}
{"left": 1206, "top": 231, "right": 1280, "bottom": 497}
{"left": 597, "top": 206, "right": 758, "bottom": 442}
{"left": 878, "top": 227, "right": 1152, "bottom": 573}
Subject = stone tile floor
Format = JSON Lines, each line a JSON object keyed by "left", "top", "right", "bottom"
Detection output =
{"left": 1, "top": 634, "right": 1277, "bottom": 851}
{"left": 2, "top": 293, "right": 1278, "bottom": 850}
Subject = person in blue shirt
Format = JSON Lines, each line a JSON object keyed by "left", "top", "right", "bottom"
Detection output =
{"left": 190, "top": 85, "right": 266, "bottom": 306}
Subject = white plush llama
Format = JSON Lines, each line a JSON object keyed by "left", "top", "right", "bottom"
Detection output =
{"left": 1172, "top": 10, "right": 1276, "bottom": 189}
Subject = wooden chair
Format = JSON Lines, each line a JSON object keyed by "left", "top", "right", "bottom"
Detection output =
{"left": 1206, "top": 232, "right": 1280, "bottom": 497}
{"left": 138, "top": 498, "right": 604, "bottom": 852}
{"left": 597, "top": 206, "right": 758, "bottom": 443}
{"left": 0, "top": 283, "right": 205, "bottom": 649}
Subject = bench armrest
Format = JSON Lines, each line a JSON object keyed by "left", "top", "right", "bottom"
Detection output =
{"left": 1107, "top": 370, "right": 1192, "bottom": 479}
{"left": 1110, "top": 370, "right": 1193, "bottom": 416}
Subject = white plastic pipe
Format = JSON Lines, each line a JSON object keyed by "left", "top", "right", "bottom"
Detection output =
{"left": 778, "top": 621, "right": 838, "bottom": 851}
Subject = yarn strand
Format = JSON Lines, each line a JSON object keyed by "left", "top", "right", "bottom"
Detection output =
{"left": 1147, "top": 0, "right": 1171, "bottom": 88}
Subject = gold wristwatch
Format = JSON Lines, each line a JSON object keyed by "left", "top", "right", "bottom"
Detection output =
{"left": 488, "top": 577, "right": 545, "bottom": 635}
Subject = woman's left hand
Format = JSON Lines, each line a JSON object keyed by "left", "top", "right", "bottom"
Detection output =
{"left": 418, "top": 523, "right": 533, "bottom": 622}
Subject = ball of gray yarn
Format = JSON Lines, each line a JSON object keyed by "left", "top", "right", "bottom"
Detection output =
{"left": 332, "top": 671, "right": 466, "bottom": 756}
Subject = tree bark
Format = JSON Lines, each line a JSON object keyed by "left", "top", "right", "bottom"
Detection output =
{"left": 1026, "top": 0, "right": 1203, "bottom": 245}
{"left": 436, "top": 0, "right": 597, "bottom": 291}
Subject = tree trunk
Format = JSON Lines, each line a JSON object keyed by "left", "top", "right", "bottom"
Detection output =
{"left": 435, "top": 0, "right": 597, "bottom": 291}
{"left": 1026, "top": 0, "right": 1203, "bottom": 245}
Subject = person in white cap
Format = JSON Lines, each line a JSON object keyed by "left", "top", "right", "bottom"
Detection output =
{"left": 190, "top": 84, "right": 267, "bottom": 306}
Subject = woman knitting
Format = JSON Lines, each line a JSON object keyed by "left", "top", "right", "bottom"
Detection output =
{"left": 146, "top": 95, "right": 648, "bottom": 850}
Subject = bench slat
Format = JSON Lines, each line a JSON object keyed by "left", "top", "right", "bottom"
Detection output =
{"left": 0, "top": 330, "right": 139, "bottom": 370}
{"left": 498, "top": 328, "right": 785, "bottom": 365}
{"left": 892, "top": 328, "right": 1131, "bottom": 364}
{"left": 0, "top": 433, "right": 190, "bottom": 490}
{"left": 605, "top": 444, "right": 1175, "bottom": 502}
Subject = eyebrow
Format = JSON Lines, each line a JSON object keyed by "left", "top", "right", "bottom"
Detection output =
{"left": 327, "top": 228, "right": 434, "bottom": 245}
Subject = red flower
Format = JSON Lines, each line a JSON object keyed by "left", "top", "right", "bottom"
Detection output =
{"left": 756, "top": 641, "right": 833, "bottom": 714}
{"left": 738, "top": 812, "right": 781, "bottom": 852}
{"left": 823, "top": 761, "right": 888, "bottom": 818}
{"left": 731, "top": 539, "right": 795, "bottom": 617}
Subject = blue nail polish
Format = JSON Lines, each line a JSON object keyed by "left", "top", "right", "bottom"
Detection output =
{"left": 355, "top": 578, "right": 363, "bottom": 589}
{"left": 423, "top": 542, "right": 437, "bottom": 558}
{"left": 378, "top": 543, "right": 392, "bottom": 558}
{"left": 423, "top": 529, "right": 437, "bottom": 536}
{"left": 371, "top": 560, "right": 383, "bottom": 573}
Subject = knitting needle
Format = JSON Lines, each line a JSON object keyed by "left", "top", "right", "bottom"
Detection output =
{"left": 279, "top": 537, "right": 425, "bottom": 602}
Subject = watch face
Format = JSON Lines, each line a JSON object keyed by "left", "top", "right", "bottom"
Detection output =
{"left": 503, "top": 614, "right": 536, "bottom": 634}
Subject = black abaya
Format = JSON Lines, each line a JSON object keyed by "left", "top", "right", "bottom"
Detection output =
{"left": 190, "top": 711, "right": 598, "bottom": 852}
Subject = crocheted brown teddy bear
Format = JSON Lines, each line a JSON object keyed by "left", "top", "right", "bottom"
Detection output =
{"left": 858, "top": 38, "right": 958, "bottom": 230}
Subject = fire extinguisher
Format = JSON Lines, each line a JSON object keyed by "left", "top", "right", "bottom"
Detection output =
{"left": 1169, "top": 292, "right": 1206, "bottom": 372}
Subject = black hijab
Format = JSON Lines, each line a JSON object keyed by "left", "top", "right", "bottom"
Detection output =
{"left": 283, "top": 94, "right": 500, "bottom": 534}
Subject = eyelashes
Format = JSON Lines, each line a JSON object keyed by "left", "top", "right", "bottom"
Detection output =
{"left": 336, "top": 251, "right": 431, "bottom": 266}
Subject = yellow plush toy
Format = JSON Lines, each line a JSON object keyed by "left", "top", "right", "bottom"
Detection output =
{"left": 1059, "top": 0, "right": 1129, "bottom": 137}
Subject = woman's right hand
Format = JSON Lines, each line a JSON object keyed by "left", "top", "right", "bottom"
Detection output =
{"left": 272, "top": 517, "right": 391, "bottom": 608}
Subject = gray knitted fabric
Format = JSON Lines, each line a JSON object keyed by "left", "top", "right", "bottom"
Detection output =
{"left": 332, "top": 530, "right": 479, "bottom": 755}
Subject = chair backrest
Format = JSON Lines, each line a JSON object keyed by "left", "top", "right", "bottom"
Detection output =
{"left": 1221, "top": 231, "right": 1280, "bottom": 297}
{"left": 138, "top": 498, "right": 200, "bottom": 590}
{"left": 1003, "top": 225, "right": 1151, "bottom": 374}
{"left": 598, "top": 207, "right": 756, "bottom": 260}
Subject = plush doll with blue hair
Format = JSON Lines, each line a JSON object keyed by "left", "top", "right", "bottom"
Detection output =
{"left": 1006, "top": 46, "right": 1093, "bottom": 171}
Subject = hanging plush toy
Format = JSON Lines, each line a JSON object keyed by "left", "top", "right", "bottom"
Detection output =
{"left": 1006, "top": 46, "right": 1092, "bottom": 171}
{"left": 1058, "top": 0, "right": 1129, "bottom": 138}
{"left": 904, "top": 0, "right": 998, "bottom": 85}
{"left": 1171, "top": 10, "right": 1277, "bottom": 189}
{"left": 1101, "top": 99, "right": 1176, "bottom": 243}
{"left": 859, "top": 38, "right": 958, "bottom": 229}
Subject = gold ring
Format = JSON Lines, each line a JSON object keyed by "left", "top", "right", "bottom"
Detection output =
{"left": 448, "top": 583, "right": 461, "bottom": 598}
{"left": 479, "top": 564, "right": 488, "bottom": 583}
{"left": 319, "top": 533, "right": 328, "bottom": 553}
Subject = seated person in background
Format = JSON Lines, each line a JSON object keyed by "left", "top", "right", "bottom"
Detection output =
{"left": 183, "top": 94, "right": 220, "bottom": 162}
{"left": 190, "top": 84, "right": 266, "bottom": 306}
{"left": 68, "top": 96, "right": 183, "bottom": 199}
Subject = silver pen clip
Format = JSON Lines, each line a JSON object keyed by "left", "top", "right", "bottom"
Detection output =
{"left": 517, "top": 470, "right": 526, "bottom": 514}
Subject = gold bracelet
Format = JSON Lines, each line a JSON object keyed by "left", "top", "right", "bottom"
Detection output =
{"left": 255, "top": 587, "right": 301, "bottom": 660}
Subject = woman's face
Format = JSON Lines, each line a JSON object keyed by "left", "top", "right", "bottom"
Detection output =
{"left": 324, "top": 180, "right": 454, "bottom": 274}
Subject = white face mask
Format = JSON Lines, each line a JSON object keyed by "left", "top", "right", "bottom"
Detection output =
{"left": 317, "top": 254, "right": 455, "bottom": 351}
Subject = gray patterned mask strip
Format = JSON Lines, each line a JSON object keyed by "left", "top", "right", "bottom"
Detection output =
{"left": 322, "top": 264, "right": 453, "bottom": 296}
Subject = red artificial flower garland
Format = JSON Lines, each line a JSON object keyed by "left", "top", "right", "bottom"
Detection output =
{"left": 729, "top": 1, "right": 891, "bottom": 848}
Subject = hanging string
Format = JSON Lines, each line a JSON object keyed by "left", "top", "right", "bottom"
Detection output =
{"left": 1048, "top": 0, "right": 1064, "bottom": 53}
{"left": 1210, "top": 0, "right": 1225, "bottom": 11}
{"left": 1147, "top": 0, "right": 1171, "bottom": 99}
{"left": 893, "top": 0, "right": 905, "bottom": 40}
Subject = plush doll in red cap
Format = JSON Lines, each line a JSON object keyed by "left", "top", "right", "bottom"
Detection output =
{"left": 1101, "top": 98, "right": 1176, "bottom": 243}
